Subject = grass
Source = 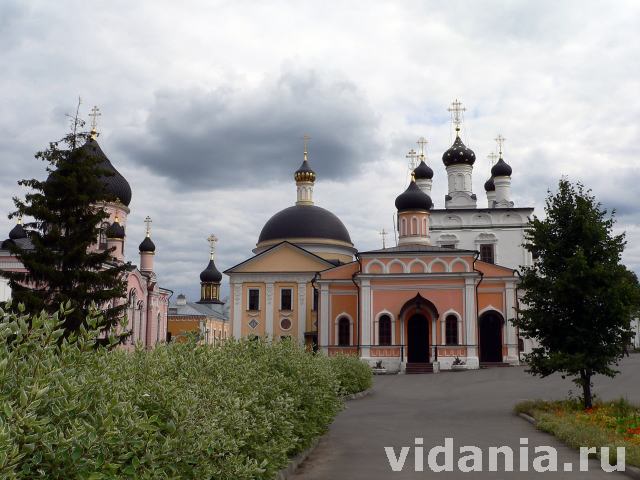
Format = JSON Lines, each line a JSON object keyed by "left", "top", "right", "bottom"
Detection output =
{"left": 516, "top": 398, "right": 640, "bottom": 467}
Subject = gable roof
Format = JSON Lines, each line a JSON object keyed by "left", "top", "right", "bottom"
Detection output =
{"left": 224, "top": 241, "right": 335, "bottom": 274}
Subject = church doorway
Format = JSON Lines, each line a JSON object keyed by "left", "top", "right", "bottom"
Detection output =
{"left": 479, "top": 311, "right": 503, "bottom": 362}
{"left": 407, "top": 314, "right": 429, "bottom": 363}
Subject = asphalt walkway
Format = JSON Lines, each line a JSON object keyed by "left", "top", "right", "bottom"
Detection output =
{"left": 291, "top": 355, "right": 640, "bottom": 479}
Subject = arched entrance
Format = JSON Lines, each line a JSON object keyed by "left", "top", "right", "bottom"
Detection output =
{"left": 479, "top": 311, "right": 503, "bottom": 362}
{"left": 400, "top": 293, "right": 438, "bottom": 364}
{"left": 408, "top": 314, "right": 429, "bottom": 362}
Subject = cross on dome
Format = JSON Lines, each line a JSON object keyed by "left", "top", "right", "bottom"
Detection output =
{"left": 406, "top": 148, "right": 418, "bottom": 170}
{"left": 89, "top": 105, "right": 101, "bottom": 139}
{"left": 144, "top": 216, "right": 152, "bottom": 237}
{"left": 487, "top": 152, "right": 498, "bottom": 165}
{"left": 447, "top": 99, "right": 466, "bottom": 133}
{"left": 207, "top": 234, "right": 218, "bottom": 260}
{"left": 494, "top": 134, "right": 506, "bottom": 157}
{"left": 417, "top": 137, "right": 428, "bottom": 159}
{"left": 379, "top": 228, "right": 388, "bottom": 249}
{"left": 303, "top": 134, "right": 311, "bottom": 161}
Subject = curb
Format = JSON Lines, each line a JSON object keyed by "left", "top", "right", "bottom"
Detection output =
{"left": 342, "top": 388, "right": 372, "bottom": 401}
{"left": 276, "top": 388, "right": 372, "bottom": 479}
{"left": 517, "top": 413, "right": 640, "bottom": 479}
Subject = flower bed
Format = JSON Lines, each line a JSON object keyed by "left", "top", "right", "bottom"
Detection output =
{"left": 0, "top": 306, "right": 372, "bottom": 479}
{"left": 516, "top": 399, "right": 640, "bottom": 467}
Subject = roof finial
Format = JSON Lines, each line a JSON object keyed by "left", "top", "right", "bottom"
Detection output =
{"left": 144, "top": 216, "right": 152, "bottom": 237}
{"left": 447, "top": 99, "right": 466, "bottom": 135}
{"left": 406, "top": 148, "right": 418, "bottom": 170}
{"left": 411, "top": 171, "right": 416, "bottom": 182}
{"left": 17, "top": 214, "right": 23, "bottom": 225}
{"left": 487, "top": 152, "right": 498, "bottom": 165}
{"left": 207, "top": 233, "right": 218, "bottom": 260}
{"left": 417, "top": 137, "right": 428, "bottom": 160}
{"left": 303, "top": 134, "right": 311, "bottom": 162}
{"left": 114, "top": 214, "right": 120, "bottom": 224}
{"left": 379, "top": 228, "right": 388, "bottom": 249}
{"left": 494, "top": 134, "right": 506, "bottom": 158}
{"left": 89, "top": 105, "right": 101, "bottom": 139}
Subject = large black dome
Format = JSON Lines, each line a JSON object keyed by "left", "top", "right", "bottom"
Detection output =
{"left": 442, "top": 135, "right": 476, "bottom": 167}
{"left": 413, "top": 160, "right": 434, "bottom": 180}
{"left": 200, "top": 259, "right": 222, "bottom": 283}
{"left": 258, "top": 205, "right": 352, "bottom": 245}
{"left": 395, "top": 181, "right": 433, "bottom": 212}
{"left": 81, "top": 138, "right": 132, "bottom": 206}
{"left": 491, "top": 157, "right": 512, "bottom": 177}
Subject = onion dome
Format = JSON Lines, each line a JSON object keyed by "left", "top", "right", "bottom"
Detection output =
{"left": 395, "top": 180, "right": 433, "bottom": 212}
{"left": 106, "top": 218, "right": 125, "bottom": 239}
{"left": 490, "top": 157, "right": 512, "bottom": 177}
{"left": 294, "top": 158, "right": 316, "bottom": 182}
{"left": 80, "top": 137, "right": 132, "bottom": 206}
{"left": 139, "top": 236, "right": 155, "bottom": 253}
{"left": 9, "top": 222, "right": 26, "bottom": 240}
{"left": 413, "top": 160, "right": 434, "bottom": 180}
{"left": 484, "top": 176, "right": 495, "bottom": 192}
{"left": 200, "top": 259, "right": 222, "bottom": 283}
{"left": 442, "top": 135, "right": 476, "bottom": 167}
{"left": 258, "top": 205, "right": 352, "bottom": 244}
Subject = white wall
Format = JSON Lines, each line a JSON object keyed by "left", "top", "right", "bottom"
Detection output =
{"left": 0, "top": 278, "right": 11, "bottom": 302}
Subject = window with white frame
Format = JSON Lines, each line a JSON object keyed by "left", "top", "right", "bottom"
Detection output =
{"left": 248, "top": 288, "right": 260, "bottom": 311}
{"left": 280, "top": 288, "right": 292, "bottom": 310}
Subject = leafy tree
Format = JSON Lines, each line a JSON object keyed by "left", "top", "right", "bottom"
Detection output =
{"left": 1, "top": 113, "right": 129, "bottom": 340}
{"left": 515, "top": 179, "right": 640, "bottom": 408}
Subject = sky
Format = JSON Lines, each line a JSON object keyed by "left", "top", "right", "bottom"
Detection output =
{"left": 1, "top": 0, "right": 639, "bottom": 302}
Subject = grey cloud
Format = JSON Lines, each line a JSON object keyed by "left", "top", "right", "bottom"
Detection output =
{"left": 118, "top": 68, "right": 381, "bottom": 190}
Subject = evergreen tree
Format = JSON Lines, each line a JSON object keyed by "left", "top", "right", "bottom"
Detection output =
{"left": 515, "top": 179, "right": 640, "bottom": 408}
{"left": 1, "top": 115, "right": 129, "bottom": 340}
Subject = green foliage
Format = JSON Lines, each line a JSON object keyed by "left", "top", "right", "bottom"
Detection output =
{"left": 0, "top": 306, "right": 360, "bottom": 479}
{"left": 514, "top": 179, "right": 640, "bottom": 408}
{"left": 1, "top": 114, "right": 128, "bottom": 340}
{"left": 328, "top": 354, "right": 373, "bottom": 396}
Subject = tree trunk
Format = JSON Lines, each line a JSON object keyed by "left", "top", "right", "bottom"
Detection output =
{"left": 580, "top": 369, "right": 593, "bottom": 409}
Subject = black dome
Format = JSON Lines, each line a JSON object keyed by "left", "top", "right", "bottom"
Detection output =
{"left": 442, "top": 135, "right": 476, "bottom": 166}
{"left": 413, "top": 160, "right": 434, "bottom": 180}
{"left": 139, "top": 236, "right": 156, "bottom": 253}
{"left": 258, "top": 205, "right": 352, "bottom": 245}
{"left": 81, "top": 138, "right": 132, "bottom": 206}
{"left": 491, "top": 157, "right": 512, "bottom": 177}
{"left": 484, "top": 176, "right": 495, "bottom": 192}
{"left": 294, "top": 159, "right": 316, "bottom": 182}
{"left": 9, "top": 223, "right": 26, "bottom": 240}
{"left": 395, "top": 181, "right": 433, "bottom": 212}
{"left": 200, "top": 259, "right": 222, "bottom": 283}
{"left": 106, "top": 220, "right": 125, "bottom": 239}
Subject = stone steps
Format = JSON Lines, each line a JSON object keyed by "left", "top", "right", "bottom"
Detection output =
{"left": 405, "top": 362, "right": 434, "bottom": 374}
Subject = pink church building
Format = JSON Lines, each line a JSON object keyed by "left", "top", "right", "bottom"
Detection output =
{"left": 0, "top": 130, "right": 170, "bottom": 347}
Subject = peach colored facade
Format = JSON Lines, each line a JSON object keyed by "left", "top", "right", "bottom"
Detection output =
{"left": 317, "top": 249, "right": 519, "bottom": 371}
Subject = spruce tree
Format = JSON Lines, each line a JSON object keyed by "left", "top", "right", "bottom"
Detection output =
{"left": 515, "top": 179, "right": 640, "bottom": 408}
{"left": 1, "top": 114, "right": 129, "bottom": 340}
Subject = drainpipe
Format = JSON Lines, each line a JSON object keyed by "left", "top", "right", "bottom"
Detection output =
{"left": 514, "top": 270, "right": 522, "bottom": 363}
{"left": 473, "top": 250, "right": 483, "bottom": 358}
{"left": 351, "top": 253, "right": 362, "bottom": 356}
{"left": 311, "top": 272, "right": 320, "bottom": 350}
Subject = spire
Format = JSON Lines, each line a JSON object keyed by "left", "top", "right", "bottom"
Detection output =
{"left": 89, "top": 105, "right": 101, "bottom": 139}
{"left": 295, "top": 135, "right": 316, "bottom": 205}
{"left": 447, "top": 99, "right": 466, "bottom": 136}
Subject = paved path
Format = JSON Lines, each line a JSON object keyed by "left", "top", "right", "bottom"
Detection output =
{"left": 291, "top": 355, "right": 640, "bottom": 479}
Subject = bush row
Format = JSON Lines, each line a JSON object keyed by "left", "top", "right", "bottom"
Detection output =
{"left": 0, "top": 305, "right": 372, "bottom": 479}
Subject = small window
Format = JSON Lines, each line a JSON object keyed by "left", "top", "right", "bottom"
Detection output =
{"left": 280, "top": 288, "right": 292, "bottom": 311}
{"left": 312, "top": 288, "right": 319, "bottom": 311}
{"left": 441, "top": 244, "right": 455, "bottom": 249}
{"left": 445, "top": 315, "right": 458, "bottom": 345}
{"left": 378, "top": 314, "right": 391, "bottom": 346}
{"left": 480, "top": 244, "right": 495, "bottom": 264}
{"left": 338, "top": 317, "right": 350, "bottom": 346}
{"left": 248, "top": 289, "right": 260, "bottom": 311}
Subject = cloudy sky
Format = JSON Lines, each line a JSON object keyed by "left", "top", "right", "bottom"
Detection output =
{"left": 1, "top": 1, "right": 639, "bottom": 301}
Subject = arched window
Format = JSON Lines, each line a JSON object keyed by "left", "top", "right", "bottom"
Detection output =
{"left": 99, "top": 222, "right": 109, "bottom": 249}
{"left": 378, "top": 314, "right": 391, "bottom": 346}
{"left": 401, "top": 218, "right": 407, "bottom": 236}
{"left": 411, "top": 217, "right": 418, "bottom": 235}
{"left": 338, "top": 317, "right": 350, "bottom": 346}
{"left": 422, "top": 218, "right": 427, "bottom": 236}
{"left": 445, "top": 315, "right": 458, "bottom": 345}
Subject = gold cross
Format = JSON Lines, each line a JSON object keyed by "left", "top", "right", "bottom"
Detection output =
{"left": 487, "top": 152, "right": 498, "bottom": 165}
{"left": 494, "top": 134, "right": 506, "bottom": 157}
{"left": 379, "top": 228, "right": 388, "bottom": 249}
{"left": 417, "top": 137, "right": 428, "bottom": 158}
{"left": 144, "top": 216, "right": 152, "bottom": 237}
{"left": 447, "top": 99, "right": 466, "bottom": 132}
{"left": 207, "top": 234, "right": 218, "bottom": 259}
{"left": 89, "top": 105, "right": 101, "bottom": 137}
{"left": 303, "top": 134, "right": 311, "bottom": 161}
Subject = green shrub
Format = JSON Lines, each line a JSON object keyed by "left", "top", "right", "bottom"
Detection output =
{"left": 328, "top": 355, "right": 373, "bottom": 396}
{"left": 0, "top": 305, "right": 346, "bottom": 479}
